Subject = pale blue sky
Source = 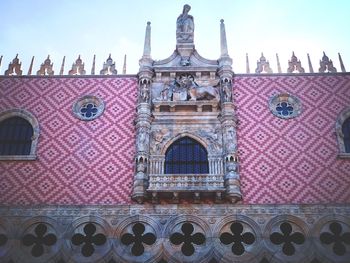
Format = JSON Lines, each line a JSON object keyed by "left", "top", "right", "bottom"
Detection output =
{"left": 0, "top": 0, "right": 349, "bottom": 74}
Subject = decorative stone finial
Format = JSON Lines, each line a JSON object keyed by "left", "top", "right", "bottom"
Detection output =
{"left": 123, "top": 54, "right": 127, "bottom": 74}
{"left": 176, "top": 4, "right": 194, "bottom": 44}
{"left": 307, "top": 53, "right": 314, "bottom": 73}
{"left": 276, "top": 53, "right": 282, "bottom": 73}
{"left": 246, "top": 53, "right": 250, "bottom": 74}
{"left": 59, "top": 56, "right": 65, "bottom": 75}
{"left": 27, "top": 56, "right": 35, "bottom": 75}
{"left": 91, "top": 54, "right": 96, "bottom": 75}
{"left": 338, "top": 52, "right": 346, "bottom": 72}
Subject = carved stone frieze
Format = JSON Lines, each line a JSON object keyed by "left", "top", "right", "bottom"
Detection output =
{"left": 0, "top": 204, "right": 349, "bottom": 263}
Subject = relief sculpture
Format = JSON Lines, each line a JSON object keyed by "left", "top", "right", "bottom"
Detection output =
{"left": 154, "top": 75, "right": 219, "bottom": 102}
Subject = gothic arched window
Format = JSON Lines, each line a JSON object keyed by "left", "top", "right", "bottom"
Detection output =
{"left": 165, "top": 136, "right": 209, "bottom": 174}
{"left": 343, "top": 117, "right": 350, "bottom": 153}
{"left": 0, "top": 116, "right": 33, "bottom": 155}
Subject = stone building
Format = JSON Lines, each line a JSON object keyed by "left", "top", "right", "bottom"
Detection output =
{"left": 0, "top": 4, "right": 350, "bottom": 263}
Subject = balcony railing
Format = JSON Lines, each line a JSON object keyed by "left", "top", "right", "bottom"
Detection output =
{"left": 147, "top": 173, "right": 225, "bottom": 192}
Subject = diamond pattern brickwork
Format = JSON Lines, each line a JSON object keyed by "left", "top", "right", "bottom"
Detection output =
{"left": 235, "top": 75, "right": 350, "bottom": 204}
{"left": 1, "top": 74, "right": 350, "bottom": 205}
{"left": 0, "top": 77, "right": 137, "bottom": 205}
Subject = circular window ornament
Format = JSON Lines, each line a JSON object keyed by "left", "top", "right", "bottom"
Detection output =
{"left": 269, "top": 93, "right": 301, "bottom": 119}
{"left": 73, "top": 95, "right": 105, "bottom": 121}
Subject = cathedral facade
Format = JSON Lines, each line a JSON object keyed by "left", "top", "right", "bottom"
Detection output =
{"left": 0, "top": 5, "right": 350, "bottom": 263}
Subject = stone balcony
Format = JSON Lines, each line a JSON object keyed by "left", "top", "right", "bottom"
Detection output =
{"left": 147, "top": 173, "right": 225, "bottom": 203}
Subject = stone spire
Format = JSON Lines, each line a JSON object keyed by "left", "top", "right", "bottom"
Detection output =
{"left": 139, "top": 22, "right": 153, "bottom": 71}
{"left": 246, "top": 53, "right": 250, "bottom": 73}
{"left": 307, "top": 53, "right": 314, "bottom": 73}
{"left": 276, "top": 53, "right": 282, "bottom": 73}
{"left": 143, "top": 22, "right": 151, "bottom": 59}
{"left": 59, "top": 56, "right": 65, "bottom": 75}
{"left": 218, "top": 19, "right": 232, "bottom": 68}
{"left": 220, "top": 19, "right": 229, "bottom": 58}
{"left": 91, "top": 55, "right": 96, "bottom": 75}
{"left": 27, "top": 56, "right": 35, "bottom": 75}
{"left": 338, "top": 52, "right": 346, "bottom": 72}
{"left": 0, "top": 55, "right": 2, "bottom": 69}
{"left": 123, "top": 54, "right": 127, "bottom": 74}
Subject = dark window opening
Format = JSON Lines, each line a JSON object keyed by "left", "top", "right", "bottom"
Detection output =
{"left": 0, "top": 117, "right": 33, "bottom": 155}
{"left": 343, "top": 117, "right": 350, "bottom": 153}
{"left": 165, "top": 136, "right": 209, "bottom": 174}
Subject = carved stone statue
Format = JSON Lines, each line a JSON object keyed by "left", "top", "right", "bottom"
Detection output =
{"left": 221, "top": 78, "right": 232, "bottom": 102}
{"left": 176, "top": 4, "right": 194, "bottom": 43}
{"left": 139, "top": 79, "right": 150, "bottom": 103}
{"left": 137, "top": 127, "right": 149, "bottom": 152}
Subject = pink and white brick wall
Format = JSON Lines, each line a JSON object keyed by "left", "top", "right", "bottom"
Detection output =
{"left": 0, "top": 74, "right": 350, "bottom": 205}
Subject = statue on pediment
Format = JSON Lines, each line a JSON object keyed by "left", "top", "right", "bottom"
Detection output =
{"left": 176, "top": 4, "right": 194, "bottom": 43}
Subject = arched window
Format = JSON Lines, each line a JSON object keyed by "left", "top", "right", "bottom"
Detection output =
{"left": 0, "top": 109, "right": 39, "bottom": 160}
{"left": 343, "top": 117, "right": 350, "bottom": 153}
{"left": 165, "top": 136, "right": 209, "bottom": 174}
{"left": 0, "top": 117, "right": 33, "bottom": 155}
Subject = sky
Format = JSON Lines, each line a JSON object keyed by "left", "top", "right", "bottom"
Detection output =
{"left": 0, "top": 0, "right": 349, "bottom": 74}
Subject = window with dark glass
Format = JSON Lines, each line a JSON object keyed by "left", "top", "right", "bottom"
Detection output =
{"left": 165, "top": 137, "right": 209, "bottom": 174}
{"left": 343, "top": 117, "right": 350, "bottom": 153}
{"left": 0, "top": 117, "right": 33, "bottom": 155}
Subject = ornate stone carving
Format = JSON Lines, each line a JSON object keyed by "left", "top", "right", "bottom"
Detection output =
{"left": 37, "top": 55, "right": 54, "bottom": 75}
{"left": 255, "top": 53, "right": 273, "bottom": 73}
{"left": 4, "top": 54, "right": 22, "bottom": 76}
{"left": 287, "top": 52, "right": 305, "bottom": 73}
{"left": 100, "top": 54, "right": 118, "bottom": 75}
{"left": 68, "top": 55, "right": 86, "bottom": 75}
{"left": 150, "top": 129, "right": 170, "bottom": 154}
{"left": 154, "top": 75, "right": 219, "bottom": 102}
{"left": 319, "top": 52, "right": 337, "bottom": 73}
{"left": 176, "top": 4, "right": 194, "bottom": 44}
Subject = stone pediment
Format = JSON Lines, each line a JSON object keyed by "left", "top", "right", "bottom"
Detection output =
{"left": 153, "top": 49, "right": 218, "bottom": 73}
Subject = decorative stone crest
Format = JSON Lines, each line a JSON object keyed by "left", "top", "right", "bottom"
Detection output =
{"left": 69, "top": 55, "right": 86, "bottom": 75}
{"left": 255, "top": 53, "right": 273, "bottom": 73}
{"left": 37, "top": 55, "right": 54, "bottom": 75}
{"left": 319, "top": 52, "right": 337, "bottom": 73}
{"left": 287, "top": 52, "right": 305, "bottom": 73}
{"left": 4, "top": 54, "right": 22, "bottom": 76}
{"left": 100, "top": 54, "right": 118, "bottom": 75}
